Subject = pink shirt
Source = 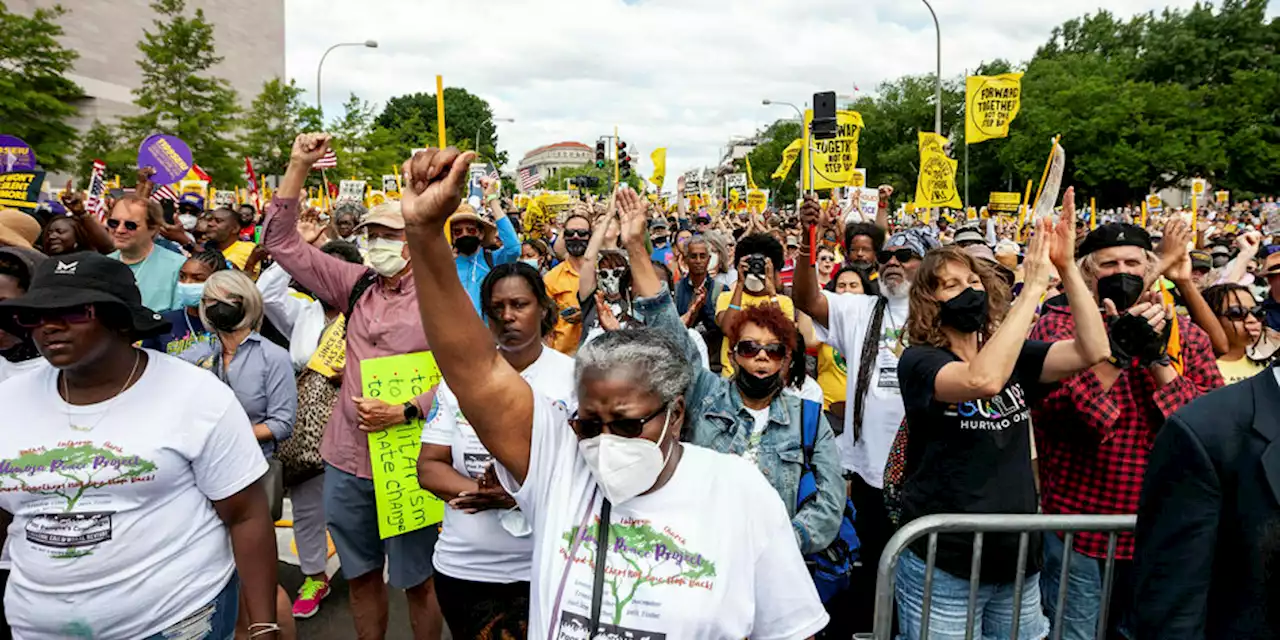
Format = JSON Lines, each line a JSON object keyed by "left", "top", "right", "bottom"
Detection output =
{"left": 264, "top": 197, "right": 434, "bottom": 479}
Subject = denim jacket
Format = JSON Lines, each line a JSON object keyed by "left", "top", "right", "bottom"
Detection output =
{"left": 634, "top": 286, "right": 844, "bottom": 554}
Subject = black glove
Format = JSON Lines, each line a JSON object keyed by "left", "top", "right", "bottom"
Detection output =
{"left": 1136, "top": 316, "right": 1174, "bottom": 368}
{"left": 1107, "top": 313, "right": 1170, "bottom": 369}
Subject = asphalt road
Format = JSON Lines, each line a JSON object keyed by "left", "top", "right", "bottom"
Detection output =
{"left": 280, "top": 562, "right": 452, "bottom": 639}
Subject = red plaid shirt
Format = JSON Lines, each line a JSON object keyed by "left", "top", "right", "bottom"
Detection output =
{"left": 1030, "top": 302, "right": 1223, "bottom": 560}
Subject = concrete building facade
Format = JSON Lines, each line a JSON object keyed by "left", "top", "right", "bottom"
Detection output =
{"left": 517, "top": 141, "right": 592, "bottom": 186}
{"left": 12, "top": 0, "right": 285, "bottom": 132}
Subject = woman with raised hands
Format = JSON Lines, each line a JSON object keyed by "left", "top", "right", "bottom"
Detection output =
{"left": 399, "top": 147, "right": 829, "bottom": 640}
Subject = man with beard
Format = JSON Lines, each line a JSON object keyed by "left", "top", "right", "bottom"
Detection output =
{"left": 544, "top": 210, "right": 592, "bottom": 355}
{"left": 452, "top": 177, "right": 520, "bottom": 315}
{"left": 793, "top": 198, "right": 928, "bottom": 634}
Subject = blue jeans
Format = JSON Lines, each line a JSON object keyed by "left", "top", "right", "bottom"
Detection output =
{"left": 142, "top": 574, "right": 239, "bottom": 640}
{"left": 1040, "top": 532, "right": 1132, "bottom": 640}
{"left": 895, "top": 549, "right": 1048, "bottom": 640}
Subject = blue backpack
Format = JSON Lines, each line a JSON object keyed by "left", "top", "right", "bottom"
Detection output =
{"left": 797, "top": 399, "right": 861, "bottom": 604}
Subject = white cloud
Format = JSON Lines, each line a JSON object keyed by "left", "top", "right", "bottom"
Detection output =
{"left": 286, "top": 0, "right": 1277, "bottom": 184}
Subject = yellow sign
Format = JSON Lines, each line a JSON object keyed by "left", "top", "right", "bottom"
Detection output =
{"left": 914, "top": 132, "right": 962, "bottom": 209}
{"left": 1216, "top": 190, "right": 1230, "bottom": 205}
{"left": 965, "top": 73, "right": 1024, "bottom": 144}
{"left": 744, "top": 154, "right": 757, "bottom": 190}
{"left": 747, "top": 189, "right": 767, "bottom": 213}
{"left": 363, "top": 352, "right": 446, "bottom": 540}
{"left": 307, "top": 315, "right": 347, "bottom": 377}
{"left": 803, "top": 110, "right": 865, "bottom": 190}
{"left": 849, "top": 169, "right": 866, "bottom": 188}
{"left": 988, "top": 192, "right": 1021, "bottom": 213}
{"left": 1191, "top": 178, "right": 1207, "bottom": 197}
{"left": 1146, "top": 194, "right": 1163, "bottom": 212}
{"left": 650, "top": 148, "right": 666, "bottom": 191}
{"left": 729, "top": 190, "right": 740, "bottom": 206}
{"left": 772, "top": 138, "right": 803, "bottom": 180}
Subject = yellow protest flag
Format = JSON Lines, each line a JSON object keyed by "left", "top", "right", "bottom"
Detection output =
{"left": 965, "top": 73, "right": 1024, "bottom": 145}
{"left": 307, "top": 315, "right": 347, "bottom": 377}
{"left": 772, "top": 139, "right": 803, "bottom": 180}
{"left": 914, "top": 132, "right": 962, "bottom": 209}
{"left": 745, "top": 154, "right": 757, "bottom": 190}
{"left": 802, "top": 110, "right": 865, "bottom": 190}
{"left": 649, "top": 148, "right": 666, "bottom": 191}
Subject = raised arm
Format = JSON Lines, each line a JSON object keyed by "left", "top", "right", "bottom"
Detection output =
{"left": 1040, "top": 188, "right": 1112, "bottom": 382}
{"left": 875, "top": 185, "right": 893, "bottom": 231}
{"left": 577, "top": 209, "right": 614, "bottom": 303}
{"left": 483, "top": 177, "right": 522, "bottom": 266}
{"left": 794, "top": 195, "right": 830, "bottom": 327}
{"left": 401, "top": 147, "right": 535, "bottom": 483}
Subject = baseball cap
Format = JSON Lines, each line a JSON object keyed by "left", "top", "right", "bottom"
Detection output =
{"left": 178, "top": 193, "right": 205, "bottom": 211}
{"left": 355, "top": 201, "right": 406, "bottom": 232}
{"left": 1189, "top": 250, "right": 1212, "bottom": 271}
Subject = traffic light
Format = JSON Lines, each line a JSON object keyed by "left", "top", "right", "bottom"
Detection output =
{"left": 595, "top": 140, "right": 606, "bottom": 169}
{"left": 617, "top": 140, "right": 632, "bottom": 178}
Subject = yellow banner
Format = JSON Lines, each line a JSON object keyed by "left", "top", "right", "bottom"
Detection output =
{"left": 772, "top": 138, "right": 803, "bottom": 180}
{"left": 363, "top": 352, "right": 446, "bottom": 540}
{"left": 744, "top": 154, "right": 757, "bottom": 190}
{"left": 988, "top": 191, "right": 1021, "bottom": 213}
{"left": 649, "top": 148, "right": 666, "bottom": 191}
{"left": 747, "top": 189, "right": 767, "bottom": 213}
{"left": 803, "top": 110, "right": 865, "bottom": 190}
{"left": 965, "top": 73, "right": 1024, "bottom": 144}
{"left": 306, "top": 315, "right": 347, "bottom": 377}
{"left": 1216, "top": 190, "right": 1230, "bottom": 205}
{"left": 914, "top": 132, "right": 962, "bottom": 209}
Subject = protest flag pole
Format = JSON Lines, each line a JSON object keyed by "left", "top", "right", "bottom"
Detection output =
{"left": 1141, "top": 199, "right": 1149, "bottom": 229}
{"left": 436, "top": 76, "right": 447, "bottom": 148}
{"left": 964, "top": 68, "right": 969, "bottom": 209}
{"left": 321, "top": 168, "right": 333, "bottom": 212}
{"left": 1031, "top": 135, "right": 1060, "bottom": 214}
{"left": 1090, "top": 197, "right": 1097, "bottom": 230}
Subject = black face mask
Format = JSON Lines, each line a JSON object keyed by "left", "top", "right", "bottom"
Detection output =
{"left": 939, "top": 287, "right": 989, "bottom": 334}
{"left": 0, "top": 338, "right": 40, "bottom": 363}
{"left": 565, "top": 239, "right": 589, "bottom": 257}
{"left": 454, "top": 235, "right": 482, "bottom": 256}
{"left": 652, "top": 236, "right": 669, "bottom": 247}
{"left": 205, "top": 301, "right": 246, "bottom": 333}
{"left": 734, "top": 368, "right": 784, "bottom": 400}
{"left": 1096, "top": 273, "right": 1145, "bottom": 312}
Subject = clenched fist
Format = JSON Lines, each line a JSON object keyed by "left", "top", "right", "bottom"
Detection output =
{"left": 400, "top": 147, "right": 477, "bottom": 229}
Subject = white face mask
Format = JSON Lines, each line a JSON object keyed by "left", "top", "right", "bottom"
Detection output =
{"left": 520, "top": 258, "right": 541, "bottom": 270}
{"left": 744, "top": 274, "right": 766, "bottom": 293}
{"left": 708, "top": 252, "right": 720, "bottom": 275}
{"left": 577, "top": 405, "right": 675, "bottom": 505}
{"left": 367, "top": 238, "right": 408, "bottom": 277}
{"left": 178, "top": 213, "right": 198, "bottom": 231}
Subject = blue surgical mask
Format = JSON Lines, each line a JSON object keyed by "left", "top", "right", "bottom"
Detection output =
{"left": 175, "top": 281, "right": 204, "bottom": 308}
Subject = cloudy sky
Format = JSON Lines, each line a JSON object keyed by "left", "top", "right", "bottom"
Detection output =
{"left": 284, "top": 0, "right": 1275, "bottom": 185}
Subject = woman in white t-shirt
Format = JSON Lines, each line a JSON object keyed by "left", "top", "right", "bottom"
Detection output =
{"left": 0, "top": 251, "right": 282, "bottom": 640}
{"left": 398, "top": 150, "right": 827, "bottom": 640}
{"left": 418, "top": 262, "right": 576, "bottom": 637}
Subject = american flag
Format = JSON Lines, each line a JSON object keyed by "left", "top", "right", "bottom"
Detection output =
{"left": 150, "top": 185, "right": 178, "bottom": 202}
{"left": 86, "top": 160, "right": 107, "bottom": 221}
{"left": 313, "top": 148, "right": 338, "bottom": 170}
{"left": 518, "top": 166, "right": 540, "bottom": 191}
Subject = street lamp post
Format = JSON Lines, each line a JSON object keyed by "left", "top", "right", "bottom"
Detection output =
{"left": 921, "top": 0, "right": 942, "bottom": 136}
{"left": 477, "top": 118, "right": 515, "bottom": 159}
{"left": 316, "top": 40, "right": 378, "bottom": 117}
{"left": 763, "top": 99, "right": 812, "bottom": 195}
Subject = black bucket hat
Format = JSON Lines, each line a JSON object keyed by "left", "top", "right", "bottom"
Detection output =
{"left": 0, "top": 251, "right": 170, "bottom": 338}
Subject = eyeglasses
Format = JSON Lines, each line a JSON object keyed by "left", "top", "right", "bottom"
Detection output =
{"left": 13, "top": 304, "right": 96, "bottom": 329}
{"left": 877, "top": 248, "right": 918, "bottom": 265}
{"left": 106, "top": 219, "right": 139, "bottom": 232}
{"left": 1220, "top": 305, "right": 1264, "bottom": 321}
{"left": 569, "top": 404, "right": 668, "bottom": 438}
{"left": 734, "top": 340, "right": 788, "bottom": 361}
{"left": 563, "top": 229, "right": 591, "bottom": 240}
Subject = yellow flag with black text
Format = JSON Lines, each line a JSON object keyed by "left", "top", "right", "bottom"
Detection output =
{"left": 649, "top": 148, "right": 666, "bottom": 191}
{"left": 772, "top": 138, "right": 803, "bottom": 180}
{"left": 803, "top": 110, "right": 865, "bottom": 190}
{"left": 965, "top": 73, "right": 1023, "bottom": 144}
{"left": 745, "top": 154, "right": 757, "bottom": 190}
{"left": 914, "top": 132, "right": 962, "bottom": 209}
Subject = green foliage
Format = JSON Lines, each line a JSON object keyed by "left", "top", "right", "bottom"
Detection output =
{"left": 375, "top": 88, "right": 509, "bottom": 168}
{"left": 329, "top": 93, "right": 406, "bottom": 183}
{"left": 0, "top": 2, "right": 82, "bottom": 171}
{"left": 72, "top": 121, "right": 132, "bottom": 186}
{"left": 541, "top": 164, "right": 644, "bottom": 196}
{"left": 119, "top": 0, "right": 241, "bottom": 185}
{"left": 240, "top": 78, "right": 322, "bottom": 178}
{"left": 743, "top": 120, "right": 803, "bottom": 205}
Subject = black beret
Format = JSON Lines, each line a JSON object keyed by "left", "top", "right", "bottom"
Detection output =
{"left": 1078, "top": 223, "right": 1153, "bottom": 257}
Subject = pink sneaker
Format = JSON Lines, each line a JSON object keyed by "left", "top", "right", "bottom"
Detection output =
{"left": 291, "top": 576, "right": 330, "bottom": 619}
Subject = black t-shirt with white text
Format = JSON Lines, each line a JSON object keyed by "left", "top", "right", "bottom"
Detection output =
{"left": 897, "top": 340, "right": 1051, "bottom": 583}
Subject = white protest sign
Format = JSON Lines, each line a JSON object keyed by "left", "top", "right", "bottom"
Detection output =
{"left": 338, "top": 180, "right": 366, "bottom": 203}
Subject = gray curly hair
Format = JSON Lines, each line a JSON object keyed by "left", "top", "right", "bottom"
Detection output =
{"left": 575, "top": 327, "right": 691, "bottom": 404}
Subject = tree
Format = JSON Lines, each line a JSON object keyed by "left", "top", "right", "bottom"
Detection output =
{"left": 0, "top": 2, "right": 82, "bottom": 171}
{"left": 375, "top": 88, "right": 509, "bottom": 168}
{"left": 72, "top": 120, "right": 134, "bottom": 185}
{"left": 328, "top": 93, "right": 406, "bottom": 183}
{"left": 743, "top": 120, "right": 803, "bottom": 205}
{"left": 119, "top": 0, "right": 241, "bottom": 185}
{"left": 239, "top": 78, "right": 322, "bottom": 178}
{"left": 540, "top": 164, "right": 644, "bottom": 197}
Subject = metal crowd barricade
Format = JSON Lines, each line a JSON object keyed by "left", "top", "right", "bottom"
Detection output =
{"left": 863, "top": 513, "right": 1137, "bottom": 640}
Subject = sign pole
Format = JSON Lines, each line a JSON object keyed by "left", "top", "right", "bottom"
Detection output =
{"left": 964, "top": 68, "right": 969, "bottom": 209}
{"left": 1090, "top": 197, "right": 1097, "bottom": 230}
{"left": 436, "top": 76, "right": 446, "bottom": 148}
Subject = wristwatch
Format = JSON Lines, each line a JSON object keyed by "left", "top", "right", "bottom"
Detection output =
{"left": 402, "top": 401, "right": 421, "bottom": 422}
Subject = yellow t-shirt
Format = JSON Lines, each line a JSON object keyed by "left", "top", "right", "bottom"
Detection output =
{"left": 544, "top": 260, "right": 582, "bottom": 356}
{"left": 817, "top": 343, "right": 848, "bottom": 410}
{"left": 714, "top": 291, "right": 795, "bottom": 377}
{"left": 1217, "top": 356, "right": 1266, "bottom": 386}
{"left": 222, "top": 241, "right": 257, "bottom": 273}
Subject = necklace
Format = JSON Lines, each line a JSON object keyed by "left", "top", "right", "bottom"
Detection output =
{"left": 63, "top": 350, "right": 143, "bottom": 433}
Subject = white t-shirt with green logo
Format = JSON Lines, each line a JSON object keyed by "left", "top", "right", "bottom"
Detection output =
{"left": 0, "top": 351, "right": 268, "bottom": 639}
{"left": 497, "top": 393, "right": 828, "bottom": 639}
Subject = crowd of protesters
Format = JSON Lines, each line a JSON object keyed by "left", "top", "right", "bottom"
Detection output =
{"left": 0, "top": 131, "right": 1278, "bottom": 640}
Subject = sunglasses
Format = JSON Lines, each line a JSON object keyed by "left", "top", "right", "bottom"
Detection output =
{"left": 106, "top": 219, "right": 139, "bottom": 232}
{"left": 1221, "top": 305, "right": 1264, "bottom": 321}
{"left": 734, "top": 340, "right": 788, "bottom": 361}
{"left": 877, "top": 248, "right": 918, "bottom": 265}
{"left": 13, "top": 304, "right": 96, "bottom": 329}
{"left": 569, "top": 404, "right": 668, "bottom": 438}
{"left": 563, "top": 229, "right": 591, "bottom": 240}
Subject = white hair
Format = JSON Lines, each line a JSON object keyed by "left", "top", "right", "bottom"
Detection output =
{"left": 575, "top": 327, "right": 691, "bottom": 404}
{"left": 200, "top": 270, "right": 264, "bottom": 332}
